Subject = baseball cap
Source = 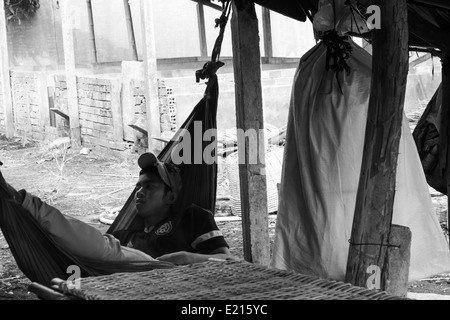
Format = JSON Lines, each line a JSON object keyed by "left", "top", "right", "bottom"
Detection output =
{"left": 138, "top": 153, "right": 182, "bottom": 194}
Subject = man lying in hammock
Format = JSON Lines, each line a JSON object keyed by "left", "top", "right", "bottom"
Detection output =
{"left": 0, "top": 153, "right": 231, "bottom": 266}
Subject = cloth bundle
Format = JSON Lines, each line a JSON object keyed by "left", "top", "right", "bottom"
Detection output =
{"left": 271, "top": 39, "right": 450, "bottom": 282}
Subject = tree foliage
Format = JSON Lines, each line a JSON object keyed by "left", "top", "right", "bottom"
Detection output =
{"left": 4, "top": 0, "right": 40, "bottom": 24}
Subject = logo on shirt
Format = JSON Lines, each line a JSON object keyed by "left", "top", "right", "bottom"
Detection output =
{"left": 156, "top": 221, "right": 173, "bottom": 236}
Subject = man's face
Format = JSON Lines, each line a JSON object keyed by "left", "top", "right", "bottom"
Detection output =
{"left": 134, "top": 171, "right": 170, "bottom": 217}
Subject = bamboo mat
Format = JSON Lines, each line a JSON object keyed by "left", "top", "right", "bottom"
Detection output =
{"left": 57, "top": 260, "right": 408, "bottom": 300}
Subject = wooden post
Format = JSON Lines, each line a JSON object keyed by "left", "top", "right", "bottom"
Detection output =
{"left": 37, "top": 73, "right": 50, "bottom": 140}
{"left": 384, "top": 225, "right": 411, "bottom": 297}
{"left": 86, "top": 0, "right": 98, "bottom": 64}
{"left": 0, "top": 4, "right": 14, "bottom": 138}
{"left": 231, "top": 0, "right": 270, "bottom": 266}
{"left": 197, "top": 3, "right": 208, "bottom": 59}
{"left": 60, "top": 0, "right": 81, "bottom": 147}
{"left": 345, "top": 0, "right": 410, "bottom": 292}
{"left": 443, "top": 54, "right": 450, "bottom": 240}
{"left": 110, "top": 78, "right": 124, "bottom": 142}
{"left": 261, "top": 8, "right": 273, "bottom": 61}
{"left": 140, "top": 0, "right": 161, "bottom": 154}
{"left": 124, "top": 0, "right": 138, "bottom": 61}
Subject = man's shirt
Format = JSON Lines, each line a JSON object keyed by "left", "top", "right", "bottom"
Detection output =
{"left": 113, "top": 204, "right": 229, "bottom": 258}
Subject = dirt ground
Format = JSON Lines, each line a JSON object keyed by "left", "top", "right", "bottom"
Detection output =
{"left": 0, "top": 133, "right": 449, "bottom": 300}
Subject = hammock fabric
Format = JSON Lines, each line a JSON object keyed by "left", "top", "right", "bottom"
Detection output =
{"left": 108, "top": 74, "right": 219, "bottom": 236}
{"left": 107, "top": 0, "right": 231, "bottom": 235}
{"left": 0, "top": 198, "right": 175, "bottom": 287}
{"left": 0, "top": 72, "right": 221, "bottom": 287}
{"left": 412, "top": 85, "right": 446, "bottom": 194}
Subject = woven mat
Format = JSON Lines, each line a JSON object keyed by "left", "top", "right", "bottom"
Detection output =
{"left": 61, "top": 260, "right": 408, "bottom": 300}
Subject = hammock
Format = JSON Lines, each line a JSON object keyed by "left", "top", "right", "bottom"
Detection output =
{"left": 0, "top": 2, "right": 231, "bottom": 287}
{"left": 107, "top": 74, "right": 220, "bottom": 236}
{"left": 0, "top": 74, "right": 220, "bottom": 287}
{"left": 107, "top": 0, "right": 232, "bottom": 235}
{"left": 412, "top": 85, "right": 446, "bottom": 194}
{"left": 0, "top": 199, "right": 175, "bottom": 287}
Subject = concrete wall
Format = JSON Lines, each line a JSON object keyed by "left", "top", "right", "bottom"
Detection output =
{"left": 7, "top": 0, "right": 93, "bottom": 70}
{"left": 10, "top": 71, "right": 39, "bottom": 139}
{"left": 163, "top": 68, "right": 296, "bottom": 134}
{"left": 270, "top": 11, "right": 317, "bottom": 58}
{"left": 53, "top": 75, "right": 128, "bottom": 151}
{"left": 5, "top": 0, "right": 318, "bottom": 71}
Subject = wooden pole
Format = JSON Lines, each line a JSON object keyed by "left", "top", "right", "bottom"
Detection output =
{"left": 384, "top": 225, "right": 411, "bottom": 297}
{"left": 443, "top": 54, "right": 450, "bottom": 241}
{"left": 124, "top": 0, "right": 139, "bottom": 61}
{"left": 60, "top": 0, "right": 81, "bottom": 147}
{"left": 197, "top": 3, "right": 208, "bottom": 59}
{"left": 140, "top": 0, "right": 161, "bottom": 154}
{"left": 261, "top": 8, "right": 273, "bottom": 60}
{"left": 110, "top": 79, "right": 124, "bottom": 143}
{"left": 345, "top": 0, "right": 410, "bottom": 292}
{"left": 0, "top": 4, "right": 14, "bottom": 138}
{"left": 37, "top": 73, "right": 50, "bottom": 140}
{"left": 231, "top": 0, "right": 270, "bottom": 266}
{"left": 86, "top": 0, "right": 98, "bottom": 64}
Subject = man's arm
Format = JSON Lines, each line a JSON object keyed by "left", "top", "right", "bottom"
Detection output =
{"left": 156, "top": 247, "right": 234, "bottom": 265}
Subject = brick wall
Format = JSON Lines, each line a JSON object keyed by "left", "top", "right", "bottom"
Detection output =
{"left": 77, "top": 76, "right": 125, "bottom": 151}
{"left": 130, "top": 79, "right": 178, "bottom": 136}
{"left": 7, "top": 70, "right": 179, "bottom": 154}
{"left": 10, "top": 71, "right": 45, "bottom": 141}
{"left": 54, "top": 75, "right": 126, "bottom": 151}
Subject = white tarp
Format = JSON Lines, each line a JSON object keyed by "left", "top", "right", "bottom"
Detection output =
{"left": 270, "top": 39, "right": 450, "bottom": 282}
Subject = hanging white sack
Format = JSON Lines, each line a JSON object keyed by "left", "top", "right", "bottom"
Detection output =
{"left": 271, "top": 36, "right": 450, "bottom": 282}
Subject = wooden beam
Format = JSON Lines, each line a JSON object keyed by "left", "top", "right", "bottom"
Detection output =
{"left": 140, "top": 0, "right": 161, "bottom": 154}
{"left": 409, "top": 53, "right": 431, "bottom": 69}
{"left": 37, "top": 73, "right": 50, "bottom": 137}
{"left": 86, "top": 0, "right": 98, "bottom": 64}
{"left": 50, "top": 108, "right": 70, "bottom": 121}
{"left": 0, "top": 3, "right": 14, "bottom": 138}
{"left": 345, "top": 0, "right": 410, "bottom": 292}
{"left": 124, "top": 0, "right": 138, "bottom": 61}
{"left": 231, "top": 0, "right": 270, "bottom": 266}
{"left": 197, "top": 3, "right": 208, "bottom": 58}
{"left": 192, "top": 0, "right": 222, "bottom": 11}
{"left": 261, "top": 8, "right": 273, "bottom": 59}
{"left": 60, "top": 0, "right": 81, "bottom": 147}
{"left": 443, "top": 54, "right": 450, "bottom": 242}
